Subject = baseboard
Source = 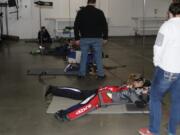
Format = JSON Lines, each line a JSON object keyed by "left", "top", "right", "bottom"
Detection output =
{"left": 2, "top": 35, "right": 19, "bottom": 41}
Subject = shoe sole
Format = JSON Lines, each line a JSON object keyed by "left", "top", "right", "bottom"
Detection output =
{"left": 138, "top": 131, "right": 145, "bottom": 135}
{"left": 54, "top": 113, "right": 64, "bottom": 122}
{"left": 138, "top": 131, "right": 152, "bottom": 135}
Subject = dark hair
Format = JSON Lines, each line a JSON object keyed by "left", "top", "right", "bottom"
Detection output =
{"left": 127, "top": 73, "right": 144, "bottom": 85}
{"left": 41, "top": 26, "right": 45, "bottom": 29}
{"left": 173, "top": 0, "right": 180, "bottom": 3}
{"left": 87, "top": 0, "right": 96, "bottom": 4}
{"left": 169, "top": 2, "right": 180, "bottom": 16}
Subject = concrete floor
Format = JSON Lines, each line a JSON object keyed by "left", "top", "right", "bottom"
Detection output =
{"left": 0, "top": 37, "right": 179, "bottom": 135}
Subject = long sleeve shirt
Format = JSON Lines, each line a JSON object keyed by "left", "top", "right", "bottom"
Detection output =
{"left": 153, "top": 17, "right": 180, "bottom": 73}
{"left": 74, "top": 5, "right": 108, "bottom": 40}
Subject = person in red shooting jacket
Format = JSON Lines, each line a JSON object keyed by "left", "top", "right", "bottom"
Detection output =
{"left": 45, "top": 73, "right": 151, "bottom": 121}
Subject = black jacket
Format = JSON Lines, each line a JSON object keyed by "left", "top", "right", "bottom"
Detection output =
{"left": 74, "top": 5, "right": 108, "bottom": 40}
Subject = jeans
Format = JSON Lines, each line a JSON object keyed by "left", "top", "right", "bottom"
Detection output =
{"left": 149, "top": 67, "right": 180, "bottom": 135}
{"left": 79, "top": 38, "right": 104, "bottom": 76}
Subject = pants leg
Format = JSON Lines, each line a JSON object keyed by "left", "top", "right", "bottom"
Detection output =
{"left": 168, "top": 75, "right": 180, "bottom": 135}
{"left": 149, "top": 67, "right": 173, "bottom": 135}
{"left": 50, "top": 86, "right": 96, "bottom": 100}
{"left": 59, "top": 94, "right": 100, "bottom": 120}
{"left": 92, "top": 38, "right": 104, "bottom": 76}
{"left": 79, "top": 39, "right": 90, "bottom": 76}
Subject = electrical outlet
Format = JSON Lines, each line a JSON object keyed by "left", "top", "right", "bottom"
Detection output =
{"left": 154, "top": 9, "right": 158, "bottom": 15}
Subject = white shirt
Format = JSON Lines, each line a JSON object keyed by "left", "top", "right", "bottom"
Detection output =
{"left": 153, "top": 17, "right": 180, "bottom": 73}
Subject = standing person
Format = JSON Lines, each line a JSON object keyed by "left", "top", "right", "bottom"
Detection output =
{"left": 74, "top": 0, "right": 108, "bottom": 79}
{"left": 139, "top": 2, "right": 180, "bottom": 135}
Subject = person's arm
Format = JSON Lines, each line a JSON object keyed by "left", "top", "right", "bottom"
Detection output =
{"left": 153, "top": 22, "right": 169, "bottom": 66}
{"left": 74, "top": 11, "right": 81, "bottom": 41}
{"left": 100, "top": 11, "right": 108, "bottom": 40}
{"left": 129, "top": 90, "right": 147, "bottom": 108}
{"left": 153, "top": 32, "right": 165, "bottom": 66}
{"left": 134, "top": 100, "right": 147, "bottom": 108}
{"left": 38, "top": 31, "right": 40, "bottom": 39}
{"left": 45, "top": 30, "right": 50, "bottom": 38}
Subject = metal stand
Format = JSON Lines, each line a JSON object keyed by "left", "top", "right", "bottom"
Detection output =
{"left": 39, "top": 6, "right": 43, "bottom": 45}
{"left": 141, "top": 0, "right": 146, "bottom": 76}
{"left": 8, "top": 0, "right": 19, "bottom": 20}
{"left": 0, "top": 3, "right": 9, "bottom": 39}
{"left": 0, "top": 2, "right": 19, "bottom": 41}
{"left": 68, "top": 0, "right": 72, "bottom": 38}
{"left": 34, "top": 1, "right": 53, "bottom": 45}
{"left": 5, "top": 4, "right": 8, "bottom": 36}
{"left": 0, "top": 11, "right": 2, "bottom": 41}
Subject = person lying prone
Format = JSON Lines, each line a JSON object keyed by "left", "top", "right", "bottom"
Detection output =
{"left": 45, "top": 73, "right": 151, "bottom": 121}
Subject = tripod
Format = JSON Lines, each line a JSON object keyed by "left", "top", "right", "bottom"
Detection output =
{"left": 0, "top": 11, "right": 2, "bottom": 41}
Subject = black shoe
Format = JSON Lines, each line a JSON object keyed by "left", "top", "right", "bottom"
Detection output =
{"left": 54, "top": 110, "right": 68, "bottom": 122}
{"left": 97, "top": 75, "right": 106, "bottom": 80}
{"left": 44, "top": 85, "right": 53, "bottom": 98}
{"left": 77, "top": 75, "right": 85, "bottom": 79}
{"left": 54, "top": 112, "right": 63, "bottom": 121}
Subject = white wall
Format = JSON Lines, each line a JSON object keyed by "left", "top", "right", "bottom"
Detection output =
{"left": 108, "top": 0, "right": 134, "bottom": 36}
{"left": 108, "top": 0, "right": 170, "bottom": 36}
{"left": 3, "top": 0, "right": 35, "bottom": 38}
{"left": 2, "top": 0, "right": 171, "bottom": 39}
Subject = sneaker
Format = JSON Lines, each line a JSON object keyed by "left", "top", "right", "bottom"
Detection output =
{"left": 138, "top": 128, "right": 154, "bottom": 135}
{"left": 77, "top": 75, "right": 85, "bottom": 79}
{"left": 64, "top": 64, "right": 72, "bottom": 72}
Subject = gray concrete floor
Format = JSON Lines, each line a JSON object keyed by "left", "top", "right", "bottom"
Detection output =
{"left": 0, "top": 37, "right": 179, "bottom": 135}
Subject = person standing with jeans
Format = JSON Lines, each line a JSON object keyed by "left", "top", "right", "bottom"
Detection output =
{"left": 139, "top": 2, "right": 180, "bottom": 135}
{"left": 74, "top": 0, "right": 108, "bottom": 79}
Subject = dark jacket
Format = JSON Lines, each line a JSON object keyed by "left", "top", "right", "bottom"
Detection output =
{"left": 74, "top": 5, "right": 108, "bottom": 40}
{"left": 38, "top": 29, "right": 52, "bottom": 44}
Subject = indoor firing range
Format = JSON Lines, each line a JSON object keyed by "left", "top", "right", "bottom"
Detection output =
{"left": 0, "top": 0, "right": 180, "bottom": 135}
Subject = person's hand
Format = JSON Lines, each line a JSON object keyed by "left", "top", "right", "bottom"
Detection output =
{"left": 135, "top": 101, "right": 146, "bottom": 108}
{"left": 75, "top": 40, "right": 80, "bottom": 45}
{"left": 103, "top": 40, "right": 108, "bottom": 44}
{"left": 106, "top": 91, "right": 112, "bottom": 99}
{"left": 142, "top": 87, "right": 148, "bottom": 94}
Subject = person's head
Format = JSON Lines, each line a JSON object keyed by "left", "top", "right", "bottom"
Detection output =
{"left": 87, "top": 0, "right": 96, "bottom": 5}
{"left": 127, "top": 73, "right": 144, "bottom": 88}
{"left": 168, "top": 2, "right": 180, "bottom": 18}
{"left": 41, "top": 26, "right": 46, "bottom": 32}
{"left": 173, "top": 0, "right": 180, "bottom": 3}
